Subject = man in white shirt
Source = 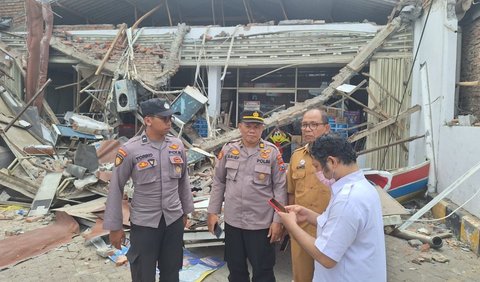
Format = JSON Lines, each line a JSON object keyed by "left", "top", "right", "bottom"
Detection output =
{"left": 278, "top": 134, "right": 386, "bottom": 282}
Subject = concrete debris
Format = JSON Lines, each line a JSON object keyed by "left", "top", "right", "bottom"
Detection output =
{"left": 431, "top": 253, "right": 449, "bottom": 263}
{"left": 5, "top": 228, "right": 24, "bottom": 236}
{"left": 417, "top": 227, "right": 431, "bottom": 236}
{"left": 408, "top": 239, "right": 423, "bottom": 248}
{"left": 73, "top": 174, "right": 99, "bottom": 190}
{"left": 0, "top": 191, "right": 10, "bottom": 202}
{"left": 65, "top": 164, "right": 88, "bottom": 179}
{"left": 419, "top": 243, "right": 430, "bottom": 252}
{"left": 96, "top": 246, "right": 115, "bottom": 258}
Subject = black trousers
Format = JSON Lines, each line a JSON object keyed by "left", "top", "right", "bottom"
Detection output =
{"left": 127, "top": 216, "right": 184, "bottom": 282}
{"left": 224, "top": 223, "right": 276, "bottom": 282}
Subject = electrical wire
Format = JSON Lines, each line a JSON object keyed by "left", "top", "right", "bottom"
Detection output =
{"left": 403, "top": 187, "right": 480, "bottom": 223}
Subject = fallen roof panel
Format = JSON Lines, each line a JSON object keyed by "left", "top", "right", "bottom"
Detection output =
{"left": 0, "top": 211, "right": 79, "bottom": 270}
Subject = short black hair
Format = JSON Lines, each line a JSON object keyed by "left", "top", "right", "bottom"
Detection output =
{"left": 305, "top": 108, "right": 329, "bottom": 124}
{"left": 311, "top": 134, "right": 357, "bottom": 167}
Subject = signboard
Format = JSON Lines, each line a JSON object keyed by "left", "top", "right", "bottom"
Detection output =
{"left": 244, "top": 101, "right": 260, "bottom": 111}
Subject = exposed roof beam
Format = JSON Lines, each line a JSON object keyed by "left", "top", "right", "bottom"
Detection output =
{"left": 53, "top": 2, "right": 99, "bottom": 24}
{"left": 165, "top": 0, "right": 173, "bottom": 26}
{"left": 121, "top": 0, "right": 149, "bottom": 14}
{"left": 279, "top": 0, "right": 288, "bottom": 20}
{"left": 212, "top": 0, "right": 216, "bottom": 25}
{"left": 53, "top": 2, "right": 96, "bottom": 24}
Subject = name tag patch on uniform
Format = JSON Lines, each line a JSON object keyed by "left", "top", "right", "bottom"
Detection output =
{"left": 226, "top": 154, "right": 240, "bottom": 160}
{"left": 257, "top": 158, "right": 271, "bottom": 164}
{"left": 135, "top": 153, "right": 153, "bottom": 161}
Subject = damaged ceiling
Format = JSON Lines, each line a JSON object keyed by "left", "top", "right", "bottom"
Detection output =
{"left": 49, "top": 0, "right": 399, "bottom": 26}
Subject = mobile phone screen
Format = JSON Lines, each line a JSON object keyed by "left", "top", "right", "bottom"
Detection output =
{"left": 214, "top": 223, "right": 223, "bottom": 238}
{"left": 268, "top": 198, "right": 286, "bottom": 213}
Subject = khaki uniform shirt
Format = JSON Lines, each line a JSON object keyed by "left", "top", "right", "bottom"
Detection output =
{"left": 103, "top": 133, "right": 194, "bottom": 231}
{"left": 287, "top": 144, "right": 332, "bottom": 282}
{"left": 287, "top": 144, "right": 331, "bottom": 217}
{"left": 208, "top": 139, "right": 287, "bottom": 230}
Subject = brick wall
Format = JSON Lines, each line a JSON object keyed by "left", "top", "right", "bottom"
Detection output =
{"left": 0, "top": 0, "right": 26, "bottom": 31}
{"left": 460, "top": 17, "right": 480, "bottom": 117}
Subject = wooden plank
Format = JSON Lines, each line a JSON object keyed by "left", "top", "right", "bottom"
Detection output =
{"left": 95, "top": 23, "right": 126, "bottom": 76}
{"left": 28, "top": 172, "right": 63, "bottom": 216}
{"left": 348, "top": 105, "right": 421, "bottom": 142}
{"left": 0, "top": 169, "right": 37, "bottom": 198}
{"left": 357, "top": 135, "right": 425, "bottom": 156}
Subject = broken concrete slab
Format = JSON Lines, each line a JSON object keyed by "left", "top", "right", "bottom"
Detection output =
{"left": 65, "top": 163, "right": 87, "bottom": 179}
{"left": 74, "top": 174, "right": 98, "bottom": 190}
{"left": 74, "top": 143, "right": 99, "bottom": 172}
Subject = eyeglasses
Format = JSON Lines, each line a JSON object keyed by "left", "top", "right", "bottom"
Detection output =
{"left": 301, "top": 122, "right": 327, "bottom": 130}
{"left": 151, "top": 115, "right": 175, "bottom": 122}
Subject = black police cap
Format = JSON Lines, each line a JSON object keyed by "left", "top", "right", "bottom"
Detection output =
{"left": 140, "top": 98, "right": 179, "bottom": 117}
{"left": 240, "top": 110, "right": 264, "bottom": 124}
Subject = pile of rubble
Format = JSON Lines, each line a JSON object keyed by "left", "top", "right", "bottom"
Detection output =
{"left": 0, "top": 84, "right": 223, "bottom": 269}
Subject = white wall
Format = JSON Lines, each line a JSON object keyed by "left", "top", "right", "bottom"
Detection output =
{"left": 437, "top": 127, "right": 480, "bottom": 218}
{"left": 409, "top": 0, "right": 458, "bottom": 173}
{"left": 409, "top": 0, "right": 480, "bottom": 217}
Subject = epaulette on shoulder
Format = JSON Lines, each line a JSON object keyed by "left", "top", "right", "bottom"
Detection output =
{"left": 225, "top": 138, "right": 241, "bottom": 146}
{"left": 263, "top": 140, "right": 278, "bottom": 149}
{"left": 166, "top": 135, "right": 181, "bottom": 142}
{"left": 228, "top": 138, "right": 241, "bottom": 144}
{"left": 293, "top": 144, "right": 308, "bottom": 153}
{"left": 124, "top": 135, "right": 141, "bottom": 145}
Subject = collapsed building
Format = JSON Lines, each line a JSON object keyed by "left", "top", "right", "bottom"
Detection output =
{"left": 1, "top": 0, "right": 480, "bottom": 264}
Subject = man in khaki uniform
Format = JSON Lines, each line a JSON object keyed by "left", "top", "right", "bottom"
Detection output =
{"left": 208, "top": 110, "right": 287, "bottom": 282}
{"left": 287, "top": 108, "right": 331, "bottom": 282}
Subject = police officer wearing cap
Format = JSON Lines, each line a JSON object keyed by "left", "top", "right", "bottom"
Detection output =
{"left": 207, "top": 110, "right": 287, "bottom": 282}
{"left": 103, "top": 98, "right": 194, "bottom": 282}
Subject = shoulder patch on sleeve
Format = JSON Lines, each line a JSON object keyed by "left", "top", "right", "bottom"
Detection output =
{"left": 217, "top": 150, "right": 224, "bottom": 160}
{"left": 117, "top": 148, "right": 128, "bottom": 157}
{"left": 115, "top": 154, "right": 124, "bottom": 167}
{"left": 276, "top": 154, "right": 286, "bottom": 172}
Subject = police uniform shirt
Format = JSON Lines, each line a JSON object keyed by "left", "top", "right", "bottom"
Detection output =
{"left": 208, "top": 139, "right": 287, "bottom": 230}
{"left": 103, "top": 133, "right": 194, "bottom": 231}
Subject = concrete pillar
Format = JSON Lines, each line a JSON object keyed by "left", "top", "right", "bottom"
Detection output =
{"left": 207, "top": 66, "right": 222, "bottom": 119}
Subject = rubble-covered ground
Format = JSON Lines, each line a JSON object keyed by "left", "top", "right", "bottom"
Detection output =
{"left": 0, "top": 208, "right": 478, "bottom": 282}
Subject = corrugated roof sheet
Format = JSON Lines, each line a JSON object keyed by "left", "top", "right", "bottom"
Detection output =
{"left": 50, "top": 0, "right": 399, "bottom": 26}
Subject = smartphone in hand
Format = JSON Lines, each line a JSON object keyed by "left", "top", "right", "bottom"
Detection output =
{"left": 268, "top": 198, "right": 287, "bottom": 213}
{"left": 213, "top": 223, "right": 223, "bottom": 238}
{"left": 280, "top": 235, "right": 290, "bottom": 252}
